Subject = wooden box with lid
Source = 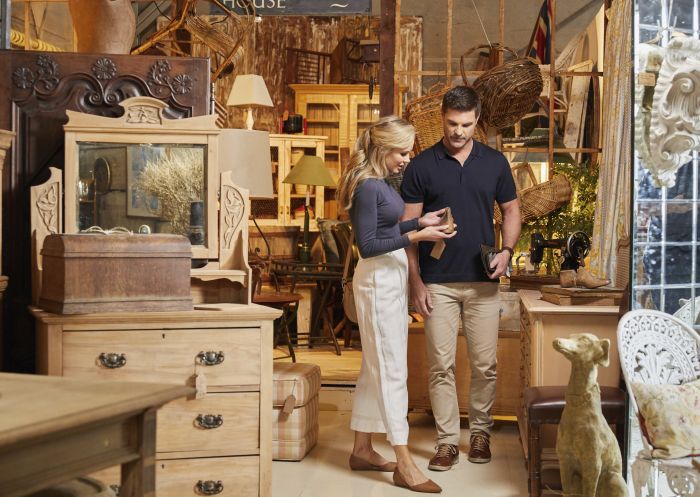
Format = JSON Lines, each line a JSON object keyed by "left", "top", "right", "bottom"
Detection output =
{"left": 39, "top": 233, "right": 193, "bottom": 314}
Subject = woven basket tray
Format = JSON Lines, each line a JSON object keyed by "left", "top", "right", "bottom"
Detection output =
{"left": 494, "top": 164, "right": 572, "bottom": 223}
{"left": 461, "top": 44, "right": 543, "bottom": 129}
{"left": 405, "top": 84, "right": 488, "bottom": 154}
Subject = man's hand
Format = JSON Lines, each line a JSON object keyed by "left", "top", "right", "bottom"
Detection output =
{"left": 488, "top": 250, "right": 511, "bottom": 279}
{"left": 410, "top": 278, "right": 433, "bottom": 317}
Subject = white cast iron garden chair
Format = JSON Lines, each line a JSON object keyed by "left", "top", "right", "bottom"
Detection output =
{"left": 617, "top": 309, "right": 700, "bottom": 497}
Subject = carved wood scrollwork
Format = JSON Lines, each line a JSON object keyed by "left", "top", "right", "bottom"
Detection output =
{"left": 12, "top": 55, "right": 194, "bottom": 119}
{"left": 221, "top": 185, "right": 245, "bottom": 249}
{"left": 36, "top": 182, "right": 60, "bottom": 234}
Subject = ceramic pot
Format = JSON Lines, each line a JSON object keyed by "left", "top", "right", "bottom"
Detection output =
{"left": 68, "top": 0, "right": 136, "bottom": 54}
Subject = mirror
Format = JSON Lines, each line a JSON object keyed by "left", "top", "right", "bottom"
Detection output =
{"left": 63, "top": 97, "right": 220, "bottom": 260}
{"left": 76, "top": 142, "right": 207, "bottom": 240}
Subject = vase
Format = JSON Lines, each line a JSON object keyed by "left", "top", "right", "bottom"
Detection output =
{"left": 68, "top": 0, "right": 136, "bottom": 54}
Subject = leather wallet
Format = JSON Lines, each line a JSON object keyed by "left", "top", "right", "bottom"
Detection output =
{"left": 480, "top": 244, "right": 500, "bottom": 275}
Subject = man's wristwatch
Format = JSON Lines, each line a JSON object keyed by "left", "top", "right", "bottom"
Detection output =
{"left": 500, "top": 246, "right": 514, "bottom": 257}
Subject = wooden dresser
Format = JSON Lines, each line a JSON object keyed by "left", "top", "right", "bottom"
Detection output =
{"left": 32, "top": 304, "right": 281, "bottom": 497}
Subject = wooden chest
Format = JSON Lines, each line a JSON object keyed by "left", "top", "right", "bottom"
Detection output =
{"left": 39, "top": 233, "right": 193, "bottom": 314}
{"left": 32, "top": 304, "right": 281, "bottom": 497}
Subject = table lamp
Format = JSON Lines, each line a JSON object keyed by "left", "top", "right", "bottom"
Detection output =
{"left": 283, "top": 155, "right": 336, "bottom": 263}
{"left": 227, "top": 74, "right": 273, "bottom": 130}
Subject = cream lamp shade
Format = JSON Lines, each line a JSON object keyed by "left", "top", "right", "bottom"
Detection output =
{"left": 227, "top": 74, "right": 273, "bottom": 130}
{"left": 219, "top": 129, "right": 273, "bottom": 198}
{"left": 282, "top": 155, "right": 336, "bottom": 189}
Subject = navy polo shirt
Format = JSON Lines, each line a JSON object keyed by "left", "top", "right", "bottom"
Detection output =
{"left": 400, "top": 139, "right": 517, "bottom": 283}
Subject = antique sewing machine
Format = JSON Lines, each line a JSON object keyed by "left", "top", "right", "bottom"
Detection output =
{"left": 529, "top": 231, "right": 591, "bottom": 273}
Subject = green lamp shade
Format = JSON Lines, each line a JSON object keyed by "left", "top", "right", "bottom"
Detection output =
{"left": 282, "top": 155, "right": 336, "bottom": 187}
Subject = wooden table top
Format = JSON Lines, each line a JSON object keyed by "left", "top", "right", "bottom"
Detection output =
{"left": 0, "top": 373, "right": 192, "bottom": 448}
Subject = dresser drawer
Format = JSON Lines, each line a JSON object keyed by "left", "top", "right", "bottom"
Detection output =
{"left": 157, "top": 456, "right": 259, "bottom": 497}
{"left": 158, "top": 392, "right": 260, "bottom": 455}
{"left": 62, "top": 328, "right": 261, "bottom": 388}
{"left": 92, "top": 455, "right": 260, "bottom": 497}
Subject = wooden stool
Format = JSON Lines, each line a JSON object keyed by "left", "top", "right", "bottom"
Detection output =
{"left": 253, "top": 291, "right": 302, "bottom": 363}
{"left": 523, "top": 386, "right": 627, "bottom": 497}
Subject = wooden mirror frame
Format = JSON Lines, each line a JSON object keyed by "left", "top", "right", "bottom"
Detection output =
{"left": 63, "top": 96, "right": 220, "bottom": 260}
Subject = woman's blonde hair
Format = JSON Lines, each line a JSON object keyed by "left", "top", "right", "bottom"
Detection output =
{"left": 337, "top": 115, "right": 415, "bottom": 211}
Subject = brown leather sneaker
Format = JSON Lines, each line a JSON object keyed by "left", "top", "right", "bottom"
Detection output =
{"left": 468, "top": 431, "right": 491, "bottom": 463}
{"left": 427, "top": 443, "right": 458, "bottom": 471}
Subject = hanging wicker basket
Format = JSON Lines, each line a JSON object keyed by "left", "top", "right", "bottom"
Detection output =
{"left": 405, "top": 84, "right": 488, "bottom": 154}
{"left": 460, "top": 44, "right": 543, "bottom": 129}
{"left": 494, "top": 163, "right": 572, "bottom": 224}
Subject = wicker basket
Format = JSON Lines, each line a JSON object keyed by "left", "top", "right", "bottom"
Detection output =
{"left": 404, "top": 84, "right": 488, "bottom": 154}
{"left": 494, "top": 163, "right": 572, "bottom": 224}
{"left": 460, "top": 44, "right": 543, "bottom": 129}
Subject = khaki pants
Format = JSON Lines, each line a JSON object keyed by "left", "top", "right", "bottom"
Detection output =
{"left": 424, "top": 282, "right": 500, "bottom": 444}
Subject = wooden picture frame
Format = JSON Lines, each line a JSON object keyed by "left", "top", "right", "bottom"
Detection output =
{"left": 63, "top": 96, "right": 221, "bottom": 260}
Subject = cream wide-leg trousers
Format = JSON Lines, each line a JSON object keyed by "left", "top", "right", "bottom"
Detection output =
{"left": 349, "top": 249, "right": 409, "bottom": 446}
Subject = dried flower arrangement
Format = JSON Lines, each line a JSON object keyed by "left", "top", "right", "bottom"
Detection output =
{"left": 136, "top": 147, "right": 204, "bottom": 235}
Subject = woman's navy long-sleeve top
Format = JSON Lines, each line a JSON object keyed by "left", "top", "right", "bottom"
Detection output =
{"left": 349, "top": 178, "right": 419, "bottom": 259}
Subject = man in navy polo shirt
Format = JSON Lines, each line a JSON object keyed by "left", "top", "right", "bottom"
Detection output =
{"left": 401, "top": 86, "right": 520, "bottom": 470}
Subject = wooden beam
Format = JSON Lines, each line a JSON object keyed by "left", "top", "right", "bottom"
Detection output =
{"left": 0, "top": 0, "right": 9, "bottom": 49}
{"left": 446, "top": 0, "right": 452, "bottom": 76}
{"left": 548, "top": 0, "right": 557, "bottom": 178}
{"left": 394, "top": 0, "right": 401, "bottom": 115}
{"left": 379, "top": 0, "right": 396, "bottom": 116}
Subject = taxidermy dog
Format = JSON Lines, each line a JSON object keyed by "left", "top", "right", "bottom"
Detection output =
{"left": 553, "top": 333, "right": 627, "bottom": 497}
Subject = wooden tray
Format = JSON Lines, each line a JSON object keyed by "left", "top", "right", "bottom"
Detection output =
{"left": 540, "top": 285, "right": 624, "bottom": 306}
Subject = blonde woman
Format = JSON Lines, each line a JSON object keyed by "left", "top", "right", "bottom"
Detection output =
{"left": 337, "top": 116, "right": 455, "bottom": 493}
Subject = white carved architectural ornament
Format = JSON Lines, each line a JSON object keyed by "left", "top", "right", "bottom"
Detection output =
{"left": 643, "top": 37, "right": 700, "bottom": 187}
{"left": 635, "top": 43, "right": 665, "bottom": 181}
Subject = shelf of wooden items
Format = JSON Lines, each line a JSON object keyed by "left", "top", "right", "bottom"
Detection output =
{"left": 249, "top": 134, "right": 327, "bottom": 231}
{"left": 291, "top": 84, "right": 394, "bottom": 220}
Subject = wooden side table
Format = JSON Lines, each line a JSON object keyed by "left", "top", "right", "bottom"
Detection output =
{"left": 0, "top": 373, "right": 191, "bottom": 497}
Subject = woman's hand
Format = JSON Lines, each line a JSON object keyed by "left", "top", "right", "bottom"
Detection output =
{"left": 408, "top": 224, "right": 457, "bottom": 243}
{"left": 418, "top": 208, "right": 446, "bottom": 228}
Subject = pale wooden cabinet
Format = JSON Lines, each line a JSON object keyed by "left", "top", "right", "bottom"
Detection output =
{"left": 32, "top": 304, "right": 281, "bottom": 497}
{"left": 291, "top": 84, "right": 380, "bottom": 183}
{"left": 250, "top": 134, "right": 326, "bottom": 232}
{"left": 517, "top": 289, "right": 621, "bottom": 455}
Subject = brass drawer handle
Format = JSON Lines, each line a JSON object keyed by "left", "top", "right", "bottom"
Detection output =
{"left": 196, "top": 350, "right": 224, "bottom": 366}
{"left": 195, "top": 480, "right": 223, "bottom": 495}
{"left": 98, "top": 352, "right": 127, "bottom": 369}
{"left": 195, "top": 414, "right": 223, "bottom": 429}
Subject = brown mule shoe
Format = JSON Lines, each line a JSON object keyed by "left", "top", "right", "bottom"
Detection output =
{"left": 427, "top": 443, "right": 458, "bottom": 471}
{"left": 393, "top": 469, "right": 442, "bottom": 493}
{"left": 468, "top": 431, "right": 491, "bottom": 463}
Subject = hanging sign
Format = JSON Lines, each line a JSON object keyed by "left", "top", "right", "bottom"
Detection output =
{"left": 224, "top": 0, "right": 371, "bottom": 15}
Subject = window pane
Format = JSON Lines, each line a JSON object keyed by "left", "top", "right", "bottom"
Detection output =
{"left": 637, "top": 244, "right": 662, "bottom": 286}
{"left": 635, "top": 201, "right": 663, "bottom": 243}
{"left": 664, "top": 245, "right": 693, "bottom": 285}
